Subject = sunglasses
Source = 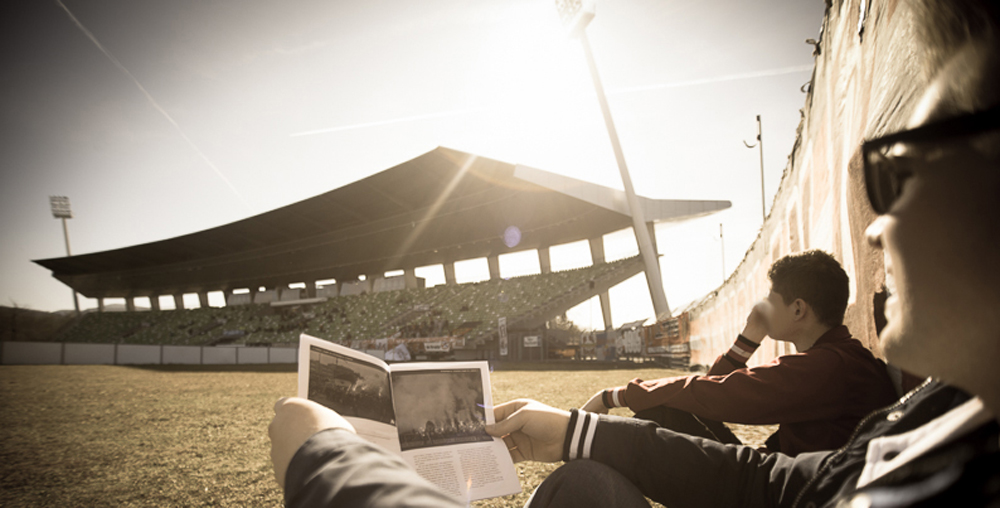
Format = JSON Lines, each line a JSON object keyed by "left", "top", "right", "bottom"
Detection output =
{"left": 862, "top": 104, "right": 1000, "bottom": 214}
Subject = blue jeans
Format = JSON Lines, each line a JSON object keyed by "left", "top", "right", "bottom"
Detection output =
{"left": 526, "top": 460, "right": 651, "bottom": 508}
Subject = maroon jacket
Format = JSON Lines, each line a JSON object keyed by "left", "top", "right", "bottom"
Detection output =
{"left": 608, "top": 326, "right": 898, "bottom": 456}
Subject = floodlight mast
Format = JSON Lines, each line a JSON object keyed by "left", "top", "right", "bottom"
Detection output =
{"left": 50, "top": 196, "right": 80, "bottom": 315}
{"left": 555, "top": 0, "right": 671, "bottom": 320}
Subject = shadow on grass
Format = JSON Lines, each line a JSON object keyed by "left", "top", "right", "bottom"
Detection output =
{"left": 123, "top": 363, "right": 297, "bottom": 373}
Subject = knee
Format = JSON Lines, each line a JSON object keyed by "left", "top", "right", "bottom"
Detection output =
{"left": 527, "top": 461, "right": 649, "bottom": 508}
{"left": 536, "top": 460, "right": 608, "bottom": 489}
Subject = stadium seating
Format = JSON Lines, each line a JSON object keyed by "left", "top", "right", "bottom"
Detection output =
{"left": 52, "top": 257, "right": 640, "bottom": 346}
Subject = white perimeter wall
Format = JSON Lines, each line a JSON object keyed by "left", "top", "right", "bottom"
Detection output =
{"left": 0, "top": 342, "right": 299, "bottom": 366}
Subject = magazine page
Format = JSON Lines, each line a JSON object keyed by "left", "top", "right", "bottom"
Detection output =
{"left": 297, "top": 334, "right": 401, "bottom": 454}
{"left": 389, "top": 361, "right": 521, "bottom": 502}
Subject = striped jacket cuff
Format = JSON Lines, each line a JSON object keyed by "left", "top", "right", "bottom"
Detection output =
{"left": 725, "top": 334, "right": 761, "bottom": 365}
{"left": 603, "top": 387, "right": 628, "bottom": 408}
{"left": 562, "top": 409, "right": 599, "bottom": 461}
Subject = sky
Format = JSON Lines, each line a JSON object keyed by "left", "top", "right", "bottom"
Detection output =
{"left": 0, "top": 0, "right": 825, "bottom": 329}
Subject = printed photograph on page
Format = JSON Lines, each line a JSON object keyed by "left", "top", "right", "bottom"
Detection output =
{"left": 390, "top": 369, "right": 492, "bottom": 451}
{"left": 307, "top": 345, "right": 395, "bottom": 425}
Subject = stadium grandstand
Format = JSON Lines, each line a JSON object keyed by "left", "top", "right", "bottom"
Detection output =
{"left": 33, "top": 147, "right": 729, "bottom": 360}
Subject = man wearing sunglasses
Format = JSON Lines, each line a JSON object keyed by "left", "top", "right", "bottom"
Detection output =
{"left": 481, "top": 4, "right": 1000, "bottom": 506}
{"left": 268, "top": 2, "right": 999, "bottom": 506}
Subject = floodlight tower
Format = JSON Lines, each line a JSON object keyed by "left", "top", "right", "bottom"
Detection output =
{"left": 50, "top": 195, "right": 80, "bottom": 314}
{"left": 555, "top": 0, "right": 671, "bottom": 320}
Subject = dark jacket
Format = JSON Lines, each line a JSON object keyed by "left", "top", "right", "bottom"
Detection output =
{"left": 284, "top": 428, "right": 462, "bottom": 508}
{"left": 284, "top": 381, "right": 999, "bottom": 508}
{"left": 564, "top": 380, "right": 1000, "bottom": 507}
{"left": 613, "top": 326, "right": 898, "bottom": 455}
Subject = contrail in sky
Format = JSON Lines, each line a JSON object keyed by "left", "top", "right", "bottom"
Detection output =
{"left": 606, "top": 64, "right": 813, "bottom": 95}
{"left": 289, "top": 64, "right": 813, "bottom": 137}
{"left": 55, "top": 0, "right": 252, "bottom": 211}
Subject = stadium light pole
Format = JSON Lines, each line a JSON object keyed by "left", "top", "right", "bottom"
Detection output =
{"left": 555, "top": 0, "right": 671, "bottom": 320}
{"left": 743, "top": 115, "right": 767, "bottom": 222}
{"left": 50, "top": 196, "right": 80, "bottom": 315}
{"left": 719, "top": 223, "right": 726, "bottom": 283}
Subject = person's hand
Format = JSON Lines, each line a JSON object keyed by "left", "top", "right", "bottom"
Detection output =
{"left": 741, "top": 300, "right": 771, "bottom": 343}
{"left": 485, "top": 399, "right": 570, "bottom": 463}
{"left": 581, "top": 390, "right": 610, "bottom": 414}
{"left": 268, "top": 397, "right": 355, "bottom": 489}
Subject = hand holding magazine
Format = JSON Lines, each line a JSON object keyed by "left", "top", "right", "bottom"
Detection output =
{"left": 297, "top": 334, "right": 521, "bottom": 502}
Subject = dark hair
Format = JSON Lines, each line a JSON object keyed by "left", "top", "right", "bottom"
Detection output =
{"left": 768, "top": 250, "right": 849, "bottom": 328}
{"left": 911, "top": 0, "right": 1000, "bottom": 82}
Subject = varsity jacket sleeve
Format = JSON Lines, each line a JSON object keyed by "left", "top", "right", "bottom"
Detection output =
{"left": 604, "top": 345, "right": 852, "bottom": 424}
{"left": 563, "top": 410, "right": 828, "bottom": 508}
{"left": 603, "top": 334, "right": 760, "bottom": 410}
{"left": 284, "top": 428, "right": 462, "bottom": 508}
{"left": 708, "top": 334, "right": 762, "bottom": 375}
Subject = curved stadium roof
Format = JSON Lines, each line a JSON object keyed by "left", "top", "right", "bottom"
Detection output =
{"left": 34, "top": 147, "right": 730, "bottom": 298}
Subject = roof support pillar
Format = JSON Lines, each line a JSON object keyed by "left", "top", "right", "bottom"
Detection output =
{"left": 125, "top": 296, "right": 136, "bottom": 312}
{"left": 646, "top": 221, "right": 659, "bottom": 256}
{"left": 538, "top": 247, "right": 551, "bottom": 274}
{"left": 222, "top": 288, "right": 233, "bottom": 306}
{"left": 487, "top": 255, "right": 500, "bottom": 280}
{"left": 444, "top": 262, "right": 457, "bottom": 285}
{"left": 150, "top": 296, "right": 160, "bottom": 312}
{"left": 365, "top": 274, "right": 378, "bottom": 294}
{"left": 174, "top": 294, "right": 184, "bottom": 310}
{"left": 589, "top": 237, "right": 606, "bottom": 265}
{"left": 198, "top": 292, "right": 209, "bottom": 308}
{"left": 98, "top": 298, "right": 105, "bottom": 313}
{"left": 404, "top": 268, "right": 418, "bottom": 289}
{"left": 599, "top": 291, "right": 613, "bottom": 332}
{"left": 305, "top": 281, "right": 316, "bottom": 299}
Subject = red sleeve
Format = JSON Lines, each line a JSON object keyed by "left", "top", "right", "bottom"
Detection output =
{"left": 623, "top": 348, "right": 850, "bottom": 424}
{"left": 707, "top": 353, "right": 744, "bottom": 376}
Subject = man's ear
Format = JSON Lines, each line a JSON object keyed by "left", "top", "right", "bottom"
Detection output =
{"left": 792, "top": 299, "right": 809, "bottom": 321}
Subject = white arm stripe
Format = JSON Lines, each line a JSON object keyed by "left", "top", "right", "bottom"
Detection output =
{"left": 730, "top": 344, "right": 751, "bottom": 358}
{"left": 568, "top": 410, "right": 587, "bottom": 460}
{"left": 581, "top": 413, "right": 598, "bottom": 459}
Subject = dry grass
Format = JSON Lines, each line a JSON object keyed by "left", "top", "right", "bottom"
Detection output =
{"left": 0, "top": 364, "right": 775, "bottom": 507}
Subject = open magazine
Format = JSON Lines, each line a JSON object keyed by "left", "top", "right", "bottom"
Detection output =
{"left": 297, "top": 334, "right": 521, "bottom": 502}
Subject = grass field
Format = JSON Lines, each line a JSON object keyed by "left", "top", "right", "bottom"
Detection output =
{"left": 0, "top": 364, "right": 775, "bottom": 507}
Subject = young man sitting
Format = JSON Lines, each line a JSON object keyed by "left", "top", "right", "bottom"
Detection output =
{"left": 581, "top": 250, "right": 898, "bottom": 456}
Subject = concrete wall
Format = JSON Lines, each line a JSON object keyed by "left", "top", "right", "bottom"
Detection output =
{"left": 117, "top": 344, "right": 162, "bottom": 365}
{"left": 227, "top": 293, "right": 253, "bottom": 306}
{"left": 687, "top": 0, "right": 926, "bottom": 366}
{"left": 269, "top": 347, "right": 297, "bottom": 363}
{"left": 236, "top": 347, "right": 268, "bottom": 364}
{"left": 202, "top": 347, "right": 237, "bottom": 365}
{"left": 0, "top": 341, "right": 298, "bottom": 366}
{"left": 340, "top": 280, "right": 368, "bottom": 296}
{"left": 164, "top": 345, "right": 202, "bottom": 364}
{"left": 2, "top": 341, "right": 62, "bottom": 364}
{"left": 64, "top": 343, "right": 115, "bottom": 365}
{"left": 373, "top": 276, "right": 405, "bottom": 293}
{"left": 316, "top": 285, "right": 339, "bottom": 298}
{"left": 279, "top": 288, "right": 303, "bottom": 302}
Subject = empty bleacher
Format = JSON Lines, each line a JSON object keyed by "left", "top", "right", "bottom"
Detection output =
{"left": 52, "top": 256, "right": 643, "bottom": 347}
